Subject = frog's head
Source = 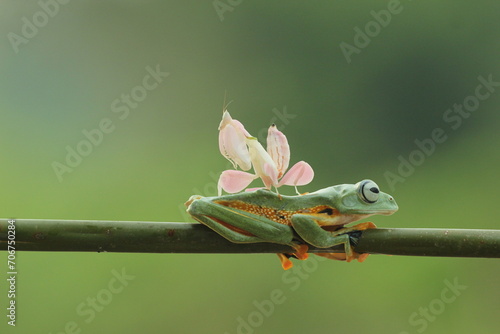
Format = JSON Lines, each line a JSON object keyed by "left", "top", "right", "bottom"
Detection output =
{"left": 315, "top": 179, "right": 398, "bottom": 226}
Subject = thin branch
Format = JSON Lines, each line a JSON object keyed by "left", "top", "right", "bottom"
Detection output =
{"left": 1, "top": 219, "right": 500, "bottom": 258}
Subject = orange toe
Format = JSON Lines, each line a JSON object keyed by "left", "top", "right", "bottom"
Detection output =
{"left": 356, "top": 253, "right": 370, "bottom": 263}
{"left": 277, "top": 253, "right": 293, "bottom": 270}
{"left": 292, "top": 244, "right": 309, "bottom": 260}
{"left": 351, "top": 222, "right": 377, "bottom": 231}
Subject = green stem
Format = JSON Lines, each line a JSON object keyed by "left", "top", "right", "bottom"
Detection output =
{"left": 1, "top": 219, "right": 500, "bottom": 257}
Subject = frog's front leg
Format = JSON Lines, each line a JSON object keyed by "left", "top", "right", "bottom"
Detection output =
{"left": 290, "top": 214, "right": 376, "bottom": 262}
{"left": 291, "top": 214, "right": 355, "bottom": 261}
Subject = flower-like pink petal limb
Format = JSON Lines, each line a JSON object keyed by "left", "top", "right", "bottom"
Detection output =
{"left": 218, "top": 170, "right": 257, "bottom": 195}
{"left": 246, "top": 137, "right": 279, "bottom": 189}
{"left": 278, "top": 161, "right": 314, "bottom": 193}
{"left": 266, "top": 125, "right": 290, "bottom": 179}
{"left": 218, "top": 111, "right": 252, "bottom": 171}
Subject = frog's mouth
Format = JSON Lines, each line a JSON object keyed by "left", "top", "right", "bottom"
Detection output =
{"left": 356, "top": 209, "right": 398, "bottom": 215}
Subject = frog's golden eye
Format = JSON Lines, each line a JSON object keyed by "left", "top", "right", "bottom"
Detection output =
{"left": 357, "top": 180, "right": 380, "bottom": 203}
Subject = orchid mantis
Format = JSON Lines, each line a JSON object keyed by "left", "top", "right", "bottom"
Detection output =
{"left": 217, "top": 111, "right": 314, "bottom": 195}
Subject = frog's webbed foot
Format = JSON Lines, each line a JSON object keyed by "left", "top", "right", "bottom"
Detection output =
{"left": 315, "top": 251, "right": 369, "bottom": 263}
{"left": 344, "top": 221, "right": 377, "bottom": 232}
{"left": 185, "top": 195, "right": 203, "bottom": 207}
{"left": 277, "top": 254, "right": 293, "bottom": 270}
{"left": 291, "top": 243, "right": 309, "bottom": 260}
{"left": 276, "top": 243, "right": 309, "bottom": 270}
{"left": 355, "top": 252, "right": 370, "bottom": 262}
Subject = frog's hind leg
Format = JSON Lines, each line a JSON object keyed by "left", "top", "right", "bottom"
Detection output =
{"left": 187, "top": 197, "right": 307, "bottom": 269}
{"left": 186, "top": 196, "right": 294, "bottom": 244}
{"left": 190, "top": 213, "right": 266, "bottom": 243}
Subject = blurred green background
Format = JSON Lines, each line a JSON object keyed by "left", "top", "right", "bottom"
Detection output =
{"left": 1, "top": 1, "right": 499, "bottom": 333}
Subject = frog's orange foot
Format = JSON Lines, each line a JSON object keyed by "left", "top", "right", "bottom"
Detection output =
{"left": 277, "top": 253, "right": 294, "bottom": 270}
{"left": 276, "top": 244, "right": 309, "bottom": 270}
{"left": 350, "top": 221, "right": 377, "bottom": 231}
{"left": 184, "top": 195, "right": 203, "bottom": 207}
{"left": 292, "top": 244, "right": 309, "bottom": 260}
{"left": 345, "top": 250, "right": 370, "bottom": 262}
{"left": 315, "top": 251, "right": 370, "bottom": 263}
{"left": 355, "top": 252, "right": 370, "bottom": 263}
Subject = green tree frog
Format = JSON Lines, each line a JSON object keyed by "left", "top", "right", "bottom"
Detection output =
{"left": 186, "top": 179, "right": 398, "bottom": 269}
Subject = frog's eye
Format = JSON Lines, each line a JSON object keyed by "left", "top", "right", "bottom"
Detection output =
{"left": 357, "top": 180, "right": 380, "bottom": 203}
